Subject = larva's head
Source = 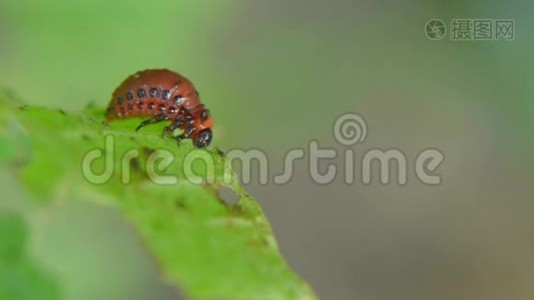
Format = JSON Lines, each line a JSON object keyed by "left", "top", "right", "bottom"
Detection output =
{"left": 192, "top": 108, "right": 213, "bottom": 148}
{"left": 193, "top": 128, "right": 213, "bottom": 148}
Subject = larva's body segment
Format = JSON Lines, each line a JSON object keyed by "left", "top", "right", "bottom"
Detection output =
{"left": 105, "top": 69, "right": 213, "bottom": 148}
{"left": 106, "top": 69, "right": 200, "bottom": 119}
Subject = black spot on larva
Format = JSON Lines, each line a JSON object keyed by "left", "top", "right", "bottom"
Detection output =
{"left": 178, "top": 107, "right": 186, "bottom": 115}
{"left": 162, "top": 90, "right": 171, "bottom": 100}
{"left": 200, "top": 109, "right": 210, "bottom": 122}
{"left": 137, "top": 102, "right": 144, "bottom": 110}
{"left": 148, "top": 102, "right": 155, "bottom": 110}
{"left": 117, "top": 97, "right": 125, "bottom": 104}
{"left": 158, "top": 104, "right": 166, "bottom": 112}
{"left": 169, "top": 106, "right": 177, "bottom": 114}
{"left": 149, "top": 88, "right": 159, "bottom": 98}
{"left": 127, "top": 91, "right": 134, "bottom": 101}
{"left": 173, "top": 95, "right": 184, "bottom": 105}
{"left": 137, "top": 88, "right": 146, "bottom": 98}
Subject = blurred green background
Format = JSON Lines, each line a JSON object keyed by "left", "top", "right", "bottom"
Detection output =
{"left": 1, "top": 0, "right": 533, "bottom": 299}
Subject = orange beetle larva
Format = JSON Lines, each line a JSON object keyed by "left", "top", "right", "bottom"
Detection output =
{"left": 105, "top": 69, "right": 213, "bottom": 148}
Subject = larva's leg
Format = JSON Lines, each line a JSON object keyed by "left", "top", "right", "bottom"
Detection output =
{"left": 162, "top": 117, "right": 185, "bottom": 139}
{"left": 162, "top": 108, "right": 194, "bottom": 139}
{"left": 135, "top": 114, "right": 168, "bottom": 132}
{"left": 178, "top": 107, "right": 194, "bottom": 124}
{"left": 176, "top": 125, "right": 196, "bottom": 144}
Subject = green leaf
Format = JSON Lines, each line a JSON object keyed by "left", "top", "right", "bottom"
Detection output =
{"left": 0, "top": 212, "right": 62, "bottom": 300}
{"left": 0, "top": 96, "right": 316, "bottom": 300}
{"left": 0, "top": 212, "right": 27, "bottom": 262}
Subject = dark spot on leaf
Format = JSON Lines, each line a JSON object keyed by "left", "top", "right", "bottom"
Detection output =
{"left": 218, "top": 186, "right": 239, "bottom": 206}
{"left": 130, "top": 157, "right": 141, "bottom": 172}
{"left": 142, "top": 147, "right": 156, "bottom": 158}
{"left": 215, "top": 148, "right": 225, "bottom": 157}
